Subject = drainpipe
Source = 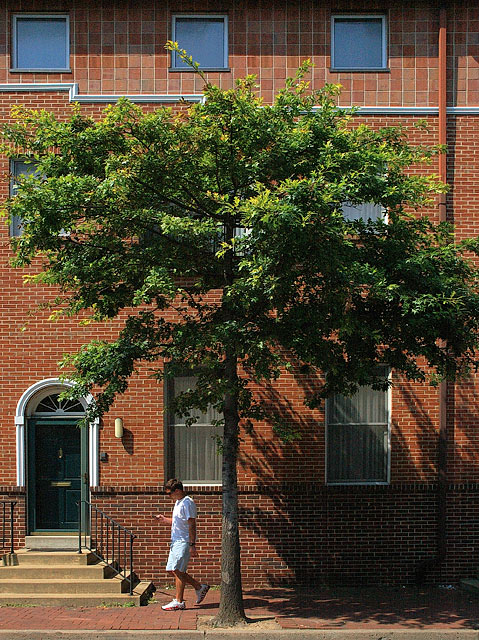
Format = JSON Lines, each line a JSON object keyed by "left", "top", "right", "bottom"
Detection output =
{"left": 437, "top": 0, "right": 448, "bottom": 566}
{"left": 415, "top": 3, "right": 448, "bottom": 584}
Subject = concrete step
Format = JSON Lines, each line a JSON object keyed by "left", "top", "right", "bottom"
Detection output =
{"left": 0, "top": 576, "right": 130, "bottom": 595}
{"left": 24, "top": 536, "right": 89, "bottom": 551}
{"left": 461, "top": 578, "right": 479, "bottom": 594}
{"left": 0, "top": 581, "right": 152, "bottom": 607}
{"left": 0, "top": 564, "right": 107, "bottom": 579}
{"left": 3, "top": 550, "right": 98, "bottom": 566}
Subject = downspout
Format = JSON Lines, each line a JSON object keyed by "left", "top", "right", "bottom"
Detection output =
{"left": 437, "top": 0, "right": 448, "bottom": 566}
{"left": 415, "top": 3, "right": 448, "bottom": 583}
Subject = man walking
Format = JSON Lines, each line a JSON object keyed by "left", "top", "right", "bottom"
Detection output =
{"left": 156, "top": 478, "right": 210, "bottom": 611}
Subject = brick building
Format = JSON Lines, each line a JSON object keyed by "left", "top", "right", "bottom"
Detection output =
{"left": 0, "top": 0, "right": 478, "bottom": 590}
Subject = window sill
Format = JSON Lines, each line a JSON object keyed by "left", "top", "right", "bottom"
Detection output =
{"left": 169, "top": 67, "right": 230, "bottom": 73}
{"left": 10, "top": 68, "right": 72, "bottom": 73}
{"left": 326, "top": 481, "right": 390, "bottom": 486}
{"left": 330, "top": 67, "right": 390, "bottom": 73}
{"left": 183, "top": 482, "right": 222, "bottom": 486}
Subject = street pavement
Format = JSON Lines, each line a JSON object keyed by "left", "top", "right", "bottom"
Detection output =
{"left": 0, "top": 585, "right": 477, "bottom": 639}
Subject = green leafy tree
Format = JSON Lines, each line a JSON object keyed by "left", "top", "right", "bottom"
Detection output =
{"left": 3, "top": 53, "right": 479, "bottom": 625}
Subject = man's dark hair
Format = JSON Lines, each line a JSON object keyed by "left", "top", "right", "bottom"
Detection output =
{"left": 164, "top": 478, "right": 183, "bottom": 493}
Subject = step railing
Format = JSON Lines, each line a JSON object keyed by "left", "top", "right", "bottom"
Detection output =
{"left": 77, "top": 501, "right": 137, "bottom": 596}
{"left": 1, "top": 501, "right": 16, "bottom": 554}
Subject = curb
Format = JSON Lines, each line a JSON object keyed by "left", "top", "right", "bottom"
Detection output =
{"left": 0, "top": 630, "right": 477, "bottom": 640}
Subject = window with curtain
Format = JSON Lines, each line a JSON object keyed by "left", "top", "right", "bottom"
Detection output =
{"left": 326, "top": 378, "right": 390, "bottom": 484}
{"left": 166, "top": 375, "right": 223, "bottom": 483}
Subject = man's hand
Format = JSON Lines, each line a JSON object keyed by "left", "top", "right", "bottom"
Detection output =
{"left": 154, "top": 514, "right": 170, "bottom": 524}
{"left": 189, "top": 545, "right": 198, "bottom": 558}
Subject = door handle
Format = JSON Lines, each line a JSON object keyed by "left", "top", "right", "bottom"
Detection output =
{"left": 83, "top": 472, "right": 89, "bottom": 485}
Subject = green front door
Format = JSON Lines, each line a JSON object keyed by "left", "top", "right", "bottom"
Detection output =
{"left": 27, "top": 419, "right": 88, "bottom": 532}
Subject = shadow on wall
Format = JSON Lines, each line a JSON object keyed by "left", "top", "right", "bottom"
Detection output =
{"left": 237, "top": 370, "right": 479, "bottom": 587}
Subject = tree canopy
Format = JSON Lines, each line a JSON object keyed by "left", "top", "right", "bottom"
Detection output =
{"left": 3, "top": 58, "right": 479, "bottom": 624}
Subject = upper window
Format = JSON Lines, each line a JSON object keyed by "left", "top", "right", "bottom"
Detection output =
{"left": 326, "top": 375, "right": 390, "bottom": 485}
{"left": 331, "top": 15, "right": 387, "bottom": 71}
{"left": 171, "top": 15, "right": 228, "bottom": 70}
{"left": 12, "top": 14, "right": 70, "bottom": 72}
{"left": 341, "top": 202, "right": 384, "bottom": 222}
{"left": 166, "top": 375, "right": 223, "bottom": 484}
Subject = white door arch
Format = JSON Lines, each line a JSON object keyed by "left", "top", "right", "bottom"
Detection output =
{"left": 15, "top": 378, "right": 99, "bottom": 487}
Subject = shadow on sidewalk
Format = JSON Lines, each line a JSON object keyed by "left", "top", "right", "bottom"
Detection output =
{"left": 234, "top": 586, "right": 479, "bottom": 629}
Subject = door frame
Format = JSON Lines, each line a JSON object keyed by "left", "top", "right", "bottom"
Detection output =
{"left": 15, "top": 379, "right": 100, "bottom": 489}
{"left": 26, "top": 417, "right": 89, "bottom": 534}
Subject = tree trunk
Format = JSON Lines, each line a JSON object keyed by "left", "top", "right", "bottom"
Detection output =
{"left": 214, "top": 349, "right": 247, "bottom": 626}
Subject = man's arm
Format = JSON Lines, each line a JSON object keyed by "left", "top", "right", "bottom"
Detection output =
{"left": 188, "top": 518, "right": 198, "bottom": 557}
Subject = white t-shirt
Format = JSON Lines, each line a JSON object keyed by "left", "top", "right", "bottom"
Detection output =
{"left": 171, "top": 495, "right": 197, "bottom": 542}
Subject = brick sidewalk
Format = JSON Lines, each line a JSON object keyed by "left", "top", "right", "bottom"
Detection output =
{"left": 0, "top": 586, "right": 477, "bottom": 631}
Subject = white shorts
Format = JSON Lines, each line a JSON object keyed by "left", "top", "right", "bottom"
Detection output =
{"left": 166, "top": 540, "right": 190, "bottom": 572}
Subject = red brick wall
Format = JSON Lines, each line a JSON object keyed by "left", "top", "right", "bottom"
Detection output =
{"left": 92, "top": 484, "right": 479, "bottom": 587}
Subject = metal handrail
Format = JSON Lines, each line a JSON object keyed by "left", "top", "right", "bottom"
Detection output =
{"left": 1, "top": 501, "right": 16, "bottom": 554}
{"left": 77, "top": 501, "right": 137, "bottom": 596}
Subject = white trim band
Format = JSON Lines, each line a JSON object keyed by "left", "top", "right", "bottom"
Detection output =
{"left": 0, "top": 82, "right": 204, "bottom": 103}
{"left": 1, "top": 83, "right": 479, "bottom": 113}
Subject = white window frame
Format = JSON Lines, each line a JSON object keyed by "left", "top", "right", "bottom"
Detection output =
{"left": 325, "top": 375, "right": 392, "bottom": 486}
{"left": 11, "top": 14, "right": 71, "bottom": 72}
{"left": 170, "top": 14, "right": 229, "bottom": 71}
{"left": 331, "top": 14, "right": 388, "bottom": 71}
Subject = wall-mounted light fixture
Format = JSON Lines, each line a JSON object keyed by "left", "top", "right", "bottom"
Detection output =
{"left": 114, "top": 418, "right": 124, "bottom": 439}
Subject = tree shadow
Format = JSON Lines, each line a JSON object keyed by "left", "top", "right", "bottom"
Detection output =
{"left": 237, "top": 370, "right": 479, "bottom": 587}
{"left": 239, "top": 585, "right": 479, "bottom": 629}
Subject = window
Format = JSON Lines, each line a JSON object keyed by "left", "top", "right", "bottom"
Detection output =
{"left": 341, "top": 202, "right": 384, "bottom": 222}
{"left": 33, "top": 393, "right": 84, "bottom": 415}
{"left": 171, "top": 15, "right": 228, "bottom": 70}
{"left": 326, "top": 376, "right": 390, "bottom": 484}
{"left": 331, "top": 15, "right": 387, "bottom": 71}
{"left": 10, "top": 160, "right": 38, "bottom": 237}
{"left": 166, "top": 375, "right": 223, "bottom": 483}
{"left": 12, "top": 14, "right": 70, "bottom": 71}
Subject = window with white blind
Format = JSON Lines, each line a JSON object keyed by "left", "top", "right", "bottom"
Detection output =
{"left": 326, "top": 379, "right": 390, "bottom": 484}
{"left": 166, "top": 375, "right": 223, "bottom": 484}
{"left": 341, "top": 202, "right": 384, "bottom": 222}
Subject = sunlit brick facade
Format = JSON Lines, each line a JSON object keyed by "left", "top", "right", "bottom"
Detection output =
{"left": 0, "top": 0, "right": 478, "bottom": 588}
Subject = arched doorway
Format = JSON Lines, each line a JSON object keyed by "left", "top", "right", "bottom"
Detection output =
{"left": 15, "top": 379, "right": 98, "bottom": 534}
